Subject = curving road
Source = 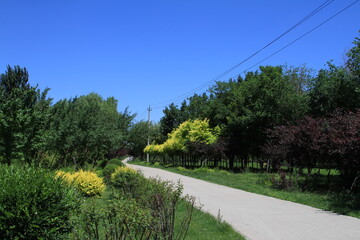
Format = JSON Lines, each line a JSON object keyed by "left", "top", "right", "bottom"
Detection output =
{"left": 124, "top": 158, "right": 360, "bottom": 240}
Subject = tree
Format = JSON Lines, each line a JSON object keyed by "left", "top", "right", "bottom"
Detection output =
{"left": 346, "top": 31, "right": 360, "bottom": 80}
{"left": 47, "top": 93, "right": 134, "bottom": 167}
{"left": 127, "top": 121, "right": 161, "bottom": 158}
{"left": 208, "top": 66, "right": 309, "bottom": 168}
{"left": 0, "top": 65, "right": 51, "bottom": 165}
{"left": 159, "top": 103, "right": 186, "bottom": 142}
{"left": 144, "top": 119, "right": 221, "bottom": 156}
{"left": 309, "top": 63, "right": 360, "bottom": 117}
{"left": 264, "top": 110, "right": 360, "bottom": 187}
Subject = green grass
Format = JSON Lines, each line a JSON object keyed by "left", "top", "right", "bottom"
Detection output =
{"left": 175, "top": 199, "right": 245, "bottom": 240}
{"left": 131, "top": 160, "right": 360, "bottom": 218}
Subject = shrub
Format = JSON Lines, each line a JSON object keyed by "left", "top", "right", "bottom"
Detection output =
{"left": 56, "top": 170, "right": 105, "bottom": 197}
{"left": 102, "top": 163, "right": 118, "bottom": 183}
{"left": 193, "top": 167, "right": 215, "bottom": 173}
{"left": 71, "top": 197, "right": 153, "bottom": 239}
{"left": 0, "top": 164, "right": 80, "bottom": 240}
{"left": 110, "top": 166, "right": 143, "bottom": 194}
{"left": 107, "top": 158, "right": 125, "bottom": 166}
{"left": 153, "top": 162, "right": 161, "bottom": 167}
{"left": 177, "top": 166, "right": 187, "bottom": 172}
{"left": 135, "top": 178, "right": 194, "bottom": 239}
{"left": 97, "top": 159, "right": 107, "bottom": 169}
{"left": 271, "top": 171, "right": 296, "bottom": 190}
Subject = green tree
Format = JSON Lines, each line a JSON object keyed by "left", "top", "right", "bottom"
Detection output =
{"left": 159, "top": 103, "right": 187, "bottom": 141}
{"left": 346, "top": 31, "right": 360, "bottom": 80}
{"left": 127, "top": 121, "right": 161, "bottom": 158}
{"left": 47, "top": 93, "right": 134, "bottom": 167}
{"left": 0, "top": 65, "right": 51, "bottom": 165}
{"left": 209, "top": 66, "right": 309, "bottom": 168}
{"left": 309, "top": 63, "right": 360, "bottom": 117}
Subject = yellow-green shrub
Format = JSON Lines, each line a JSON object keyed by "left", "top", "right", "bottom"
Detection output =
{"left": 143, "top": 119, "right": 221, "bottom": 155}
{"left": 56, "top": 170, "right": 105, "bottom": 197}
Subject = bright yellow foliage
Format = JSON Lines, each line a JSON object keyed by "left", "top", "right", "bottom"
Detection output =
{"left": 55, "top": 170, "right": 105, "bottom": 197}
{"left": 110, "top": 166, "right": 138, "bottom": 181}
{"left": 144, "top": 119, "right": 221, "bottom": 155}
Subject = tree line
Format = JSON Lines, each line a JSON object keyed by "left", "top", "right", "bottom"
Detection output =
{"left": 140, "top": 32, "right": 360, "bottom": 184}
{"left": 1, "top": 31, "right": 359, "bottom": 185}
{"left": 0, "top": 66, "right": 134, "bottom": 168}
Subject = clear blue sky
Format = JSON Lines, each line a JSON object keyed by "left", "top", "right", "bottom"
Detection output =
{"left": 1, "top": 0, "right": 359, "bottom": 122}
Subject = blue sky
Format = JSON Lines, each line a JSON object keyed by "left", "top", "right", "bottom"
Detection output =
{"left": 1, "top": 0, "right": 359, "bottom": 122}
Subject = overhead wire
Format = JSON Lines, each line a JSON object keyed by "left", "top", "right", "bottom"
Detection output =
{"left": 149, "top": 0, "right": 335, "bottom": 109}
{"left": 240, "top": 0, "right": 360, "bottom": 75}
{"left": 151, "top": 0, "right": 359, "bottom": 111}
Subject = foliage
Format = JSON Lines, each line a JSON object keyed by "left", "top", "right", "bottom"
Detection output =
{"left": 159, "top": 103, "right": 188, "bottom": 140}
{"left": 264, "top": 110, "right": 360, "bottom": 187}
{"left": 212, "top": 66, "right": 309, "bottom": 166}
{"left": 309, "top": 63, "right": 360, "bottom": 117}
{"left": 106, "top": 158, "right": 125, "bottom": 166}
{"left": 70, "top": 197, "right": 153, "bottom": 240}
{"left": 144, "top": 118, "right": 221, "bottom": 156}
{"left": 346, "top": 31, "right": 360, "bottom": 80}
{"left": 102, "top": 163, "right": 118, "bottom": 183}
{"left": 129, "top": 177, "right": 193, "bottom": 240}
{"left": 0, "top": 164, "right": 80, "bottom": 239}
{"left": 46, "top": 93, "right": 135, "bottom": 167}
{"left": 56, "top": 170, "right": 105, "bottom": 197}
{"left": 127, "top": 120, "right": 162, "bottom": 157}
{"left": 157, "top": 66, "right": 309, "bottom": 169}
{"left": 110, "top": 166, "right": 143, "bottom": 195}
{"left": 0, "top": 65, "right": 51, "bottom": 165}
{"left": 72, "top": 168, "right": 195, "bottom": 240}
{"left": 270, "top": 171, "right": 296, "bottom": 190}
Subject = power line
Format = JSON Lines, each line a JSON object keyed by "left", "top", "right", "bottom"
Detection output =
{"left": 135, "top": 109, "right": 147, "bottom": 122}
{"left": 150, "top": 0, "right": 334, "bottom": 108}
{"left": 152, "top": 0, "right": 359, "bottom": 111}
{"left": 240, "top": 0, "right": 359, "bottom": 75}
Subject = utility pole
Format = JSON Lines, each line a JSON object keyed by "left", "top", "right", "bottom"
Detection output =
{"left": 147, "top": 105, "right": 152, "bottom": 162}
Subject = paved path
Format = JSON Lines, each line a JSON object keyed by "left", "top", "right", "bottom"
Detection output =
{"left": 123, "top": 158, "right": 360, "bottom": 240}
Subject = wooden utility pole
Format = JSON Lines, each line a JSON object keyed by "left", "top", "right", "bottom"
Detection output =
{"left": 147, "top": 106, "right": 152, "bottom": 162}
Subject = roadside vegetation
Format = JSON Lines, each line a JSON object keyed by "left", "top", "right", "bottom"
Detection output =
{"left": 0, "top": 160, "right": 244, "bottom": 239}
{"left": 0, "top": 65, "right": 244, "bottom": 239}
{"left": 131, "top": 32, "right": 360, "bottom": 218}
{"left": 0, "top": 30, "right": 359, "bottom": 238}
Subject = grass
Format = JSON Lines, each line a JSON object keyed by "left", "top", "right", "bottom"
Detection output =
{"left": 131, "top": 159, "right": 360, "bottom": 218}
{"left": 175, "top": 199, "right": 245, "bottom": 240}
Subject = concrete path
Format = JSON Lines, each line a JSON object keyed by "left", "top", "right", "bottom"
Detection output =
{"left": 123, "top": 158, "right": 360, "bottom": 240}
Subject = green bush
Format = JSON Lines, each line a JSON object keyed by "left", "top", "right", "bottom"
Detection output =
{"left": 96, "top": 159, "right": 107, "bottom": 169}
{"left": 0, "top": 164, "right": 80, "bottom": 240}
{"left": 110, "top": 166, "right": 144, "bottom": 195}
{"left": 134, "top": 178, "right": 191, "bottom": 239}
{"left": 107, "top": 158, "right": 125, "bottom": 166}
{"left": 102, "top": 163, "right": 118, "bottom": 183}
{"left": 70, "top": 197, "right": 153, "bottom": 239}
